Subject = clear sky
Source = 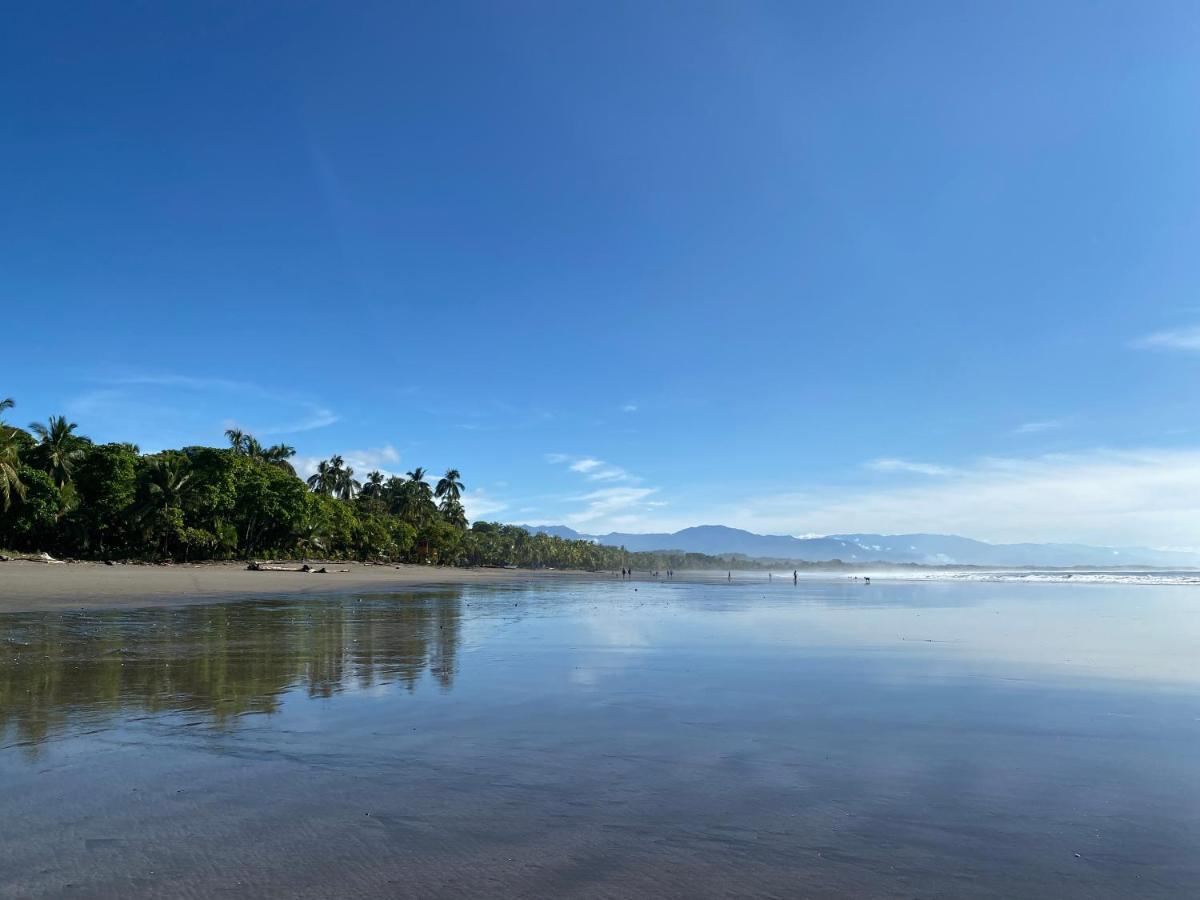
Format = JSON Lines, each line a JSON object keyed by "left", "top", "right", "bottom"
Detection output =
{"left": 5, "top": 2, "right": 1200, "bottom": 547}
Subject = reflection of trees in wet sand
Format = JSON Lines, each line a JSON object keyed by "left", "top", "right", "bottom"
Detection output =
{"left": 0, "top": 592, "right": 462, "bottom": 752}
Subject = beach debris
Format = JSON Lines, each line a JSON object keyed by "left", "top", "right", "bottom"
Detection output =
{"left": 246, "top": 561, "right": 341, "bottom": 573}
{"left": 0, "top": 555, "right": 9, "bottom": 562}
{"left": 13, "top": 552, "right": 67, "bottom": 564}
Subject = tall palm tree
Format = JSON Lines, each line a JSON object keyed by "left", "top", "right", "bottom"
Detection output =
{"left": 29, "top": 415, "right": 85, "bottom": 487}
{"left": 335, "top": 466, "right": 361, "bottom": 501}
{"left": 306, "top": 459, "right": 335, "bottom": 495}
{"left": 225, "top": 428, "right": 248, "bottom": 453}
{"left": 139, "top": 455, "right": 196, "bottom": 556}
{"left": 406, "top": 467, "right": 433, "bottom": 502}
{"left": 435, "top": 468, "right": 464, "bottom": 503}
{"left": 261, "top": 443, "right": 296, "bottom": 464}
{"left": 440, "top": 497, "right": 468, "bottom": 529}
{"left": 254, "top": 441, "right": 296, "bottom": 475}
{"left": 0, "top": 398, "right": 13, "bottom": 417}
{"left": 142, "top": 455, "right": 195, "bottom": 509}
{"left": 0, "top": 426, "right": 25, "bottom": 513}
{"left": 361, "top": 470, "right": 385, "bottom": 499}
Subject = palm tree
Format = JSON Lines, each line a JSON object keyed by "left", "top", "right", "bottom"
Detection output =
{"left": 0, "top": 423, "right": 25, "bottom": 512}
{"left": 440, "top": 497, "right": 468, "bottom": 529}
{"left": 361, "top": 470, "right": 385, "bottom": 500}
{"left": 406, "top": 467, "right": 433, "bottom": 502}
{"left": 255, "top": 441, "right": 296, "bottom": 475}
{"left": 139, "top": 455, "right": 196, "bottom": 556}
{"left": 29, "top": 415, "right": 85, "bottom": 487}
{"left": 307, "top": 459, "right": 335, "bottom": 495}
{"left": 225, "top": 428, "right": 248, "bottom": 453}
{"left": 435, "top": 468, "right": 464, "bottom": 503}
{"left": 0, "top": 398, "right": 13, "bottom": 417}
{"left": 335, "top": 466, "right": 361, "bottom": 501}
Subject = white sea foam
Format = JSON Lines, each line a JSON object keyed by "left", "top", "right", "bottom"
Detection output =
{"left": 883, "top": 569, "right": 1200, "bottom": 586}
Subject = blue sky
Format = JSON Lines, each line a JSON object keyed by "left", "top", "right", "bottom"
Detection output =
{"left": 5, "top": 1, "right": 1200, "bottom": 547}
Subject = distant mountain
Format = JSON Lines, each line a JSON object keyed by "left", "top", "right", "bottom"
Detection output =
{"left": 514, "top": 523, "right": 1200, "bottom": 568}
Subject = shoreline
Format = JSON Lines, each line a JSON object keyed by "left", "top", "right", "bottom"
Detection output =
{"left": 0, "top": 559, "right": 612, "bottom": 614}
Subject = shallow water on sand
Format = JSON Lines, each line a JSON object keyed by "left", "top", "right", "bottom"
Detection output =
{"left": 2, "top": 577, "right": 1199, "bottom": 898}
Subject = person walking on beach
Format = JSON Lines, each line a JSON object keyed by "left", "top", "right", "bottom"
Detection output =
{"left": 727, "top": 571, "right": 731, "bottom": 581}
{"left": 793, "top": 570, "right": 798, "bottom": 585}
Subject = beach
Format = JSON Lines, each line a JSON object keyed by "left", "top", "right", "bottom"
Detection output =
{"left": 2, "top": 577, "right": 1199, "bottom": 897}
{"left": 0, "top": 559, "right": 606, "bottom": 613}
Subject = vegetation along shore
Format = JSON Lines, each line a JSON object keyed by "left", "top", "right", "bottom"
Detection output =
{"left": 0, "top": 396, "right": 750, "bottom": 573}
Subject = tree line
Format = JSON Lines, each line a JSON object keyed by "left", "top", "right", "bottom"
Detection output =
{"left": 0, "top": 395, "right": 745, "bottom": 570}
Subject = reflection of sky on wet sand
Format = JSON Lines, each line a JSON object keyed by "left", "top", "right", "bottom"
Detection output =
{"left": 2, "top": 579, "right": 1200, "bottom": 897}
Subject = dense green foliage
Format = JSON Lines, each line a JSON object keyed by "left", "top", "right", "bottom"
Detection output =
{"left": 1, "top": 397, "right": 751, "bottom": 570}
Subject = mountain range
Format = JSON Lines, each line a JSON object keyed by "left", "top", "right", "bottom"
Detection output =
{"left": 516, "top": 524, "right": 1200, "bottom": 568}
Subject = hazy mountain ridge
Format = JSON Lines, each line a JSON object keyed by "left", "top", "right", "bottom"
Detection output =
{"left": 515, "top": 524, "right": 1200, "bottom": 567}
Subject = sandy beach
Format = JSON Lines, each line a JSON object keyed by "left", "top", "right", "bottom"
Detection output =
{"left": 0, "top": 559, "right": 605, "bottom": 613}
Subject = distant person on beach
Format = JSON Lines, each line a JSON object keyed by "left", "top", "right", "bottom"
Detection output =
{"left": 727, "top": 571, "right": 731, "bottom": 581}
{"left": 793, "top": 570, "right": 798, "bottom": 585}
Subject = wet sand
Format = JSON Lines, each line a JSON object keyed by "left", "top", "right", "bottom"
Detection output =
{"left": 3, "top": 578, "right": 1199, "bottom": 897}
{"left": 0, "top": 559, "right": 606, "bottom": 612}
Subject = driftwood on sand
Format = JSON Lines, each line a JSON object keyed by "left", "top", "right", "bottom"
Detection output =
{"left": 0, "top": 552, "right": 67, "bottom": 565}
{"left": 246, "top": 562, "right": 347, "bottom": 574}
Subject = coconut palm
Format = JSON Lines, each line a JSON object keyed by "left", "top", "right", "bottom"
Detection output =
{"left": 335, "top": 466, "right": 361, "bottom": 501}
{"left": 435, "top": 468, "right": 464, "bottom": 503}
{"left": 142, "top": 455, "right": 195, "bottom": 509}
{"left": 29, "top": 415, "right": 85, "bottom": 487}
{"left": 406, "top": 467, "right": 433, "bottom": 501}
{"left": 253, "top": 441, "right": 296, "bottom": 475}
{"left": 139, "top": 455, "right": 197, "bottom": 556}
{"left": 306, "top": 459, "right": 335, "bottom": 495}
{"left": 440, "top": 497, "right": 468, "bottom": 529}
{"left": 0, "top": 424, "right": 25, "bottom": 512}
{"left": 361, "top": 470, "right": 385, "bottom": 500}
{"left": 225, "top": 428, "right": 248, "bottom": 453}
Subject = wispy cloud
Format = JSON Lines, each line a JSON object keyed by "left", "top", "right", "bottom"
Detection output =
{"left": 548, "top": 454, "right": 637, "bottom": 483}
{"left": 543, "top": 453, "right": 661, "bottom": 527}
{"left": 725, "top": 447, "right": 1200, "bottom": 548}
{"left": 1133, "top": 327, "right": 1200, "bottom": 351}
{"left": 292, "top": 444, "right": 400, "bottom": 480}
{"left": 621, "top": 403, "right": 638, "bottom": 413}
{"left": 1013, "top": 419, "right": 1063, "bottom": 435}
{"left": 866, "top": 458, "right": 951, "bottom": 476}
{"left": 228, "top": 407, "right": 340, "bottom": 436}
{"left": 566, "top": 486, "right": 659, "bottom": 525}
{"left": 568, "top": 457, "right": 632, "bottom": 482}
{"left": 94, "top": 371, "right": 340, "bottom": 437}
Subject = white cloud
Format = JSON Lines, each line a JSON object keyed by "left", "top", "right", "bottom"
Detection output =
{"left": 291, "top": 445, "right": 400, "bottom": 480}
{"left": 621, "top": 403, "right": 638, "bottom": 413}
{"left": 566, "top": 486, "right": 659, "bottom": 525}
{"left": 866, "top": 458, "right": 951, "bottom": 476}
{"left": 1133, "top": 327, "right": 1200, "bottom": 351}
{"left": 1014, "top": 420, "right": 1063, "bottom": 435}
{"left": 723, "top": 447, "right": 1200, "bottom": 548}
{"left": 540, "top": 453, "right": 662, "bottom": 527}
{"left": 553, "top": 454, "right": 635, "bottom": 482}
{"left": 462, "top": 489, "right": 507, "bottom": 521}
